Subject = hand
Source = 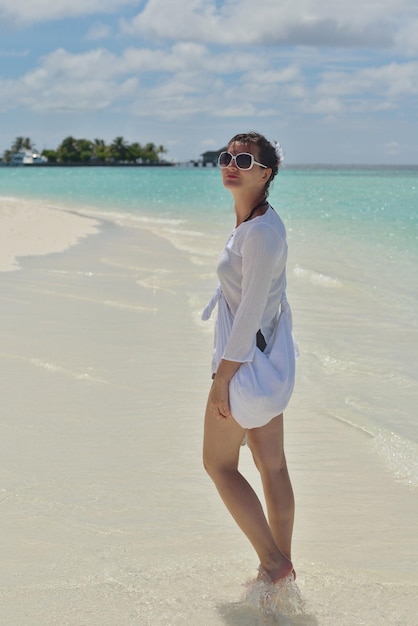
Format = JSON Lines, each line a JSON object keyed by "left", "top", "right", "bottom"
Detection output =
{"left": 209, "top": 377, "right": 232, "bottom": 420}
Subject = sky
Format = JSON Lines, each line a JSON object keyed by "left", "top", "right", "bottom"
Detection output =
{"left": 0, "top": 0, "right": 417, "bottom": 165}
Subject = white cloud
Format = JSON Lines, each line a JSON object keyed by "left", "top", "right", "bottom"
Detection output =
{"left": 1, "top": 0, "right": 413, "bottom": 45}
{"left": 394, "top": 19, "right": 418, "bottom": 56}
{"left": 0, "top": 0, "right": 138, "bottom": 25}
{"left": 118, "top": 43, "right": 220, "bottom": 75}
{"left": 317, "top": 62, "right": 418, "bottom": 100}
{"left": 120, "top": 0, "right": 219, "bottom": 41}
{"left": 40, "top": 48, "right": 121, "bottom": 81}
{"left": 1, "top": 40, "right": 417, "bottom": 128}
{"left": 236, "top": 66, "right": 303, "bottom": 103}
{"left": 121, "top": 0, "right": 415, "bottom": 51}
{"left": 305, "top": 96, "right": 344, "bottom": 115}
{"left": 0, "top": 48, "right": 129, "bottom": 112}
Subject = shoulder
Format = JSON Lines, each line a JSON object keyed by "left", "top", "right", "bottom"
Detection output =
{"left": 240, "top": 208, "right": 286, "bottom": 249}
{"left": 263, "top": 206, "right": 287, "bottom": 239}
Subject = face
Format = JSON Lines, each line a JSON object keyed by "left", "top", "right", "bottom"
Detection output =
{"left": 221, "top": 141, "right": 270, "bottom": 194}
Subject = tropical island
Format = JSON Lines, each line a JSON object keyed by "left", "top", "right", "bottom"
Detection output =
{"left": 1, "top": 136, "right": 171, "bottom": 166}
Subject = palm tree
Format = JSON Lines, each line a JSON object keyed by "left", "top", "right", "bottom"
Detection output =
{"left": 142, "top": 142, "right": 159, "bottom": 163}
{"left": 75, "top": 139, "right": 94, "bottom": 163}
{"left": 92, "top": 139, "right": 107, "bottom": 162}
{"left": 110, "top": 136, "right": 128, "bottom": 162}
{"left": 127, "top": 142, "right": 142, "bottom": 163}
{"left": 11, "top": 137, "right": 33, "bottom": 153}
{"left": 157, "top": 144, "right": 167, "bottom": 161}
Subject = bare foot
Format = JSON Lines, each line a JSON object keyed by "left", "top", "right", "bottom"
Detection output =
{"left": 256, "top": 565, "right": 272, "bottom": 583}
{"left": 269, "top": 559, "right": 293, "bottom": 584}
{"left": 258, "top": 557, "right": 293, "bottom": 584}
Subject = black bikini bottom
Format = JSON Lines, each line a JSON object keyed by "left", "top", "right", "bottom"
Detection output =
{"left": 212, "top": 331, "right": 266, "bottom": 380}
{"left": 256, "top": 330, "right": 266, "bottom": 352}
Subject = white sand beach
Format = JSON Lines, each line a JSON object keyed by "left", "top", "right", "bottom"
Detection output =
{"left": 1, "top": 197, "right": 417, "bottom": 625}
{"left": 0, "top": 197, "right": 99, "bottom": 272}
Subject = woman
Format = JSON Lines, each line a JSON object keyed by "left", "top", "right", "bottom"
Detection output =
{"left": 202, "top": 131, "right": 296, "bottom": 584}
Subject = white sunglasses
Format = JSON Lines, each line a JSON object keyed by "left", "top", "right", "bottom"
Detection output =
{"left": 218, "top": 151, "right": 267, "bottom": 170}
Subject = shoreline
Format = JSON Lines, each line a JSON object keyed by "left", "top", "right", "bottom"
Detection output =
{"left": 0, "top": 162, "right": 175, "bottom": 168}
{"left": 2, "top": 162, "right": 418, "bottom": 170}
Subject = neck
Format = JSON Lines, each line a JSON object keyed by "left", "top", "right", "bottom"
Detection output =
{"left": 234, "top": 194, "right": 267, "bottom": 226}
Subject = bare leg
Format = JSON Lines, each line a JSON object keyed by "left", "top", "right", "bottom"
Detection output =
{"left": 203, "top": 398, "right": 292, "bottom": 582}
{"left": 246, "top": 415, "right": 295, "bottom": 562}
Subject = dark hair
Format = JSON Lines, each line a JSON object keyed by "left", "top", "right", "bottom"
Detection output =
{"left": 227, "top": 131, "right": 282, "bottom": 197}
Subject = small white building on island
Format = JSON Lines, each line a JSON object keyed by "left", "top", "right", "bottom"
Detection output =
{"left": 10, "top": 150, "right": 47, "bottom": 165}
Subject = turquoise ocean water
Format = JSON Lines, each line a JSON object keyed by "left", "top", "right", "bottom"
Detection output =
{"left": 1, "top": 164, "right": 417, "bottom": 485}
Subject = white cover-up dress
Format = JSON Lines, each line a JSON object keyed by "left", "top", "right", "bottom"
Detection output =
{"left": 202, "top": 206, "right": 297, "bottom": 429}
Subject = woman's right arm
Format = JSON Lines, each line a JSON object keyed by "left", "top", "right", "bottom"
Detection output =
{"left": 208, "top": 358, "right": 241, "bottom": 419}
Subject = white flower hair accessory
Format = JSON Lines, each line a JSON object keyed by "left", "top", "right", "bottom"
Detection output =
{"left": 274, "top": 141, "right": 285, "bottom": 164}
